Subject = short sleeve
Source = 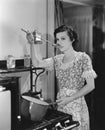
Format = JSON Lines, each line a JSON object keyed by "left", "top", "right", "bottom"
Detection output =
{"left": 81, "top": 53, "right": 97, "bottom": 79}
{"left": 39, "top": 57, "right": 54, "bottom": 71}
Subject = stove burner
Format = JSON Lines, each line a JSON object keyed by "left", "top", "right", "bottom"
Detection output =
{"left": 25, "top": 108, "right": 79, "bottom": 130}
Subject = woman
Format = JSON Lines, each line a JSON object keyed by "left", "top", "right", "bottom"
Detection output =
{"left": 26, "top": 25, "right": 97, "bottom": 130}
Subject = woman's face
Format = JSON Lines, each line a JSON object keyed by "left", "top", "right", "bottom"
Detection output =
{"left": 56, "top": 31, "right": 72, "bottom": 52}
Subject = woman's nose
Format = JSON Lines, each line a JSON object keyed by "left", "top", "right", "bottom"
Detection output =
{"left": 57, "top": 40, "right": 61, "bottom": 45}
{"left": 56, "top": 43, "right": 61, "bottom": 47}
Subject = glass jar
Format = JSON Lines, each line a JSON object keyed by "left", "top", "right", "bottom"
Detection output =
{"left": 7, "top": 55, "right": 15, "bottom": 69}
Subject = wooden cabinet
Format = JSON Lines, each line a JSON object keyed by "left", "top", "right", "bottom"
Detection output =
{"left": 0, "top": 77, "right": 20, "bottom": 130}
{"left": 0, "top": 90, "right": 11, "bottom": 130}
{"left": 0, "top": 67, "right": 45, "bottom": 130}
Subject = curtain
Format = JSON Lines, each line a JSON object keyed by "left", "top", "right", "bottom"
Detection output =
{"left": 54, "top": 0, "right": 64, "bottom": 99}
{"left": 102, "top": 7, "right": 105, "bottom": 49}
{"left": 55, "top": 0, "right": 64, "bottom": 28}
{"left": 54, "top": 0, "right": 64, "bottom": 55}
{"left": 68, "top": 15, "right": 93, "bottom": 57}
{"left": 103, "top": 7, "right": 105, "bottom": 32}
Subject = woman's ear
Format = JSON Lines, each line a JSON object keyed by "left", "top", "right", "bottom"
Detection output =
{"left": 72, "top": 39, "right": 75, "bottom": 42}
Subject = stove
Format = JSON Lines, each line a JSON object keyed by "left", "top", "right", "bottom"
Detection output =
{"left": 24, "top": 108, "right": 79, "bottom": 130}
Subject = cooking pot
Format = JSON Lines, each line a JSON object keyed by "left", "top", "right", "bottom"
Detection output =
{"left": 21, "top": 95, "right": 57, "bottom": 121}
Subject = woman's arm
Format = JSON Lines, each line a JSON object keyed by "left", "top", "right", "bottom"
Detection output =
{"left": 26, "top": 32, "right": 54, "bottom": 69}
{"left": 56, "top": 77, "right": 95, "bottom": 106}
{"left": 26, "top": 32, "right": 41, "bottom": 66}
{"left": 71, "top": 77, "right": 95, "bottom": 101}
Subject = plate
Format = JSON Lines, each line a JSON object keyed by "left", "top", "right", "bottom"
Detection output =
{"left": 22, "top": 95, "right": 49, "bottom": 106}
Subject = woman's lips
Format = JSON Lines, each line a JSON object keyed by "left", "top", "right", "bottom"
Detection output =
{"left": 52, "top": 44, "right": 63, "bottom": 49}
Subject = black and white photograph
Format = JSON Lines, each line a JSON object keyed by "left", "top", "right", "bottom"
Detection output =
{"left": 0, "top": 0, "right": 105, "bottom": 130}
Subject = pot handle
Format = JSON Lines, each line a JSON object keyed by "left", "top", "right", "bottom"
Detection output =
{"left": 48, "top": 102, "right": 58, "bottom": 110}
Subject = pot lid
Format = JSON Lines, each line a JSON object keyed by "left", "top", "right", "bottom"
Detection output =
{"left": 22, "top": 95, "right": 49, "bottom": 106}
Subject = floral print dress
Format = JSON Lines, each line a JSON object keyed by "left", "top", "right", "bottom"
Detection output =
{"left": 42, "top": 51, "right": 97, "bottom": 130}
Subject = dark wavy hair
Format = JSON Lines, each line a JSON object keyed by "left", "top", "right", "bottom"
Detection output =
{"left": 54, "top": 24, "right": 78, "bottom": 48}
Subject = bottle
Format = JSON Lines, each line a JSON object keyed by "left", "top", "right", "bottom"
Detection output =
{"left": 24, "top": 54, "right": 30, "bottom": 67}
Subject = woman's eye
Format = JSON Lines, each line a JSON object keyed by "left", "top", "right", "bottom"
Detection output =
{"left": 61, "top": 37, "right": 65, "bottom": 40}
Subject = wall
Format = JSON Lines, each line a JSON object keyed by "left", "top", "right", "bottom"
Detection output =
{"left": 0, "top": 0, "right": 47, "bottom": 59}
{"left": 0, "top": 0, "right": 55, "bottom": 101}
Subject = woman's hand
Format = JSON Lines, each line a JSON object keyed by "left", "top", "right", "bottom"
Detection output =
{"left": 26, "top": 31, "right": 34, "bottom": 44}
{"left": 56, "top": 96, "right": 73, "bottom": 107}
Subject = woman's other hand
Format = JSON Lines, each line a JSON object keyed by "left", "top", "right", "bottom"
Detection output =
{"left": 56, "top": 96, "right": 73, "bottom": 107}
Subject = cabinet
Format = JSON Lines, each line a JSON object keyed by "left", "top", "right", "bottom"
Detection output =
{"left": 0, "top": 67, "right": 45, "bottom": 130}
{"left": 0, "top": 77, "right": 20, "bottom": 130}
{"left": 0, "top": 90, "right": 11, "bottom": 130}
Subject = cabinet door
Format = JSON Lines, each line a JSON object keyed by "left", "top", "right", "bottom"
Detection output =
{"left": 0, "top": 90, "right": 11, "bottom": 130}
